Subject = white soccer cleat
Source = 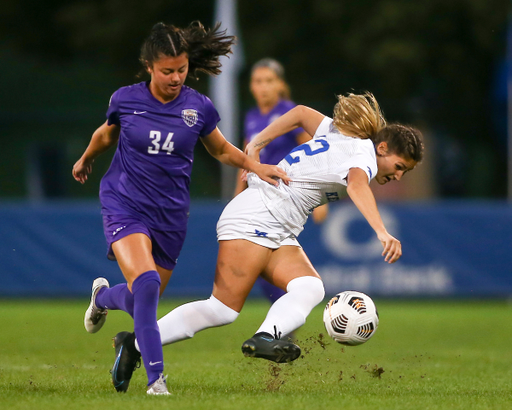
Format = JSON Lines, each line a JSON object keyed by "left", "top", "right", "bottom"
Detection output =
{"left": 84, "top": 277, "right": 109, "bottom": 333}
{"left": 147, "top": 374, "right": 171, "bottom": 395}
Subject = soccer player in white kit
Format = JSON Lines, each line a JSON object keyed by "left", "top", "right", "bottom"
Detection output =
{"left": 117, "top": 92, "right": 424, "bottom": 370}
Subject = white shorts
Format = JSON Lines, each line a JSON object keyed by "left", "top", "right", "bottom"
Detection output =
{"left": 217, "top": 187, "right": 301, "bottom": 249}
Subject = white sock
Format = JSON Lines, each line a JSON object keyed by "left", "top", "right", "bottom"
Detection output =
{"left": 134, "top": 295, "right": 239, "bottom": 349}
{"left": 256, "top": 276, "right": 325, "bottom": 339}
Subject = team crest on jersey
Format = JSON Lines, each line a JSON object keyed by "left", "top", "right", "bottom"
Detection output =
{"left": 181, "top": 109, "right": 198, "bottom": 127}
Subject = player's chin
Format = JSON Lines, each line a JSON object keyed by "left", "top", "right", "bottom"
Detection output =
{"left": 377, "top": 176, "right": 393, "bottom": 185}
{"left": 166, "top": 84, "right": 182, "bottom": 93}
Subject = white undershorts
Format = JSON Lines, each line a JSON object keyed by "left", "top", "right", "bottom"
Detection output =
{"left": 217, "top": 186, "right": 301, "bottom": 249}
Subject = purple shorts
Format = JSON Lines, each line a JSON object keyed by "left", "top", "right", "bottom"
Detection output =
{"left": 102, "top": 213, "right": 187, "bottom": 270}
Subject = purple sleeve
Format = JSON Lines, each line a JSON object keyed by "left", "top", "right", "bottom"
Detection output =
{"left": 200, "top": 96, "right": 221, "bottom": 137}
{"left": 106, "top": 90, "right": 121, "bottom": 126}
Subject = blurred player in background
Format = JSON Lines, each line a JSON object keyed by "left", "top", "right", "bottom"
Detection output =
{"left": 235, "top": 58, "right": 329, "bottom": 307}
{"left": 72, "top": 21, "right": 287, "bottom": 395}
{"left": 113, "top": 92, "right": 424, "bottom": 377}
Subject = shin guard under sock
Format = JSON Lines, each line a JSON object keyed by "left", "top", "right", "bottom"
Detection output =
{"left": 132, "top": 270, "right": 163, "bottom": 386}
{"left": 96, "top": 284, "right": 134, "bottom": 317}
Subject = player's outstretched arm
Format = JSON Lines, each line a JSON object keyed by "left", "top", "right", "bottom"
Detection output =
{"left": 233, "top": 141, "right": 249, "bottom": 196}
{"left": 246, "top": 105, "right": 325, "bottom": 161}
{"left": 346, "top": 167, "right": 402, "bottom": 263}
{"left": 72, "top": 121, "right": 120, "bottom": 184}
{"left": 202, "top": 127, "right": 290, "bottom": 187}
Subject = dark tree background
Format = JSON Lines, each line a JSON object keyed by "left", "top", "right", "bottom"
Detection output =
{"left": 0, "top": 0, "right": 509, "bottom": 198}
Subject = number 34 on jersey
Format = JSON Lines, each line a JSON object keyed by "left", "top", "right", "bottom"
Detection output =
{"left": 148, "top": 131, "right": 174, "bottom": 155}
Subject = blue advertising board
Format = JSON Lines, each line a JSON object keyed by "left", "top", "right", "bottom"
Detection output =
{"left": 0, "top": 200, "right": 511, "bottom": 298}
{"left": 301, "top": 201, "right": 512, "bottom": 297}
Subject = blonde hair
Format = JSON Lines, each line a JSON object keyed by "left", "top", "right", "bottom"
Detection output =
{"left": 332, "top": 92, "right": 386, "bottom": 139}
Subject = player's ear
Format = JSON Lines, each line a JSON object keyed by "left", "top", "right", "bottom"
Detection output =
{"left": 145, "top": 61, "right": 153, "bottom": 75}
{"left": 376, "top": 142, "right": 388, "bottom": 156}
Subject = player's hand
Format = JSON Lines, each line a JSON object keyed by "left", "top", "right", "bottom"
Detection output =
{"left": 377, "top": 231, "right": 402, "bottom": 263}
{"left": 72, "top": 158, "right": 94, "bottom": 184}
{"left": 245, "top": 140, "right": 265, "bottom": 163}
{"left": 252, "top": 162, "right": 290, "bottom": 187}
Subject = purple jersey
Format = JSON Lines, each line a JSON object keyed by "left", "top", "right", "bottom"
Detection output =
{"left": 100, "top": 82, "right": 220, "bottom": 230}
{"left": 244, "top": 99, "right": 304, "bottom": 165}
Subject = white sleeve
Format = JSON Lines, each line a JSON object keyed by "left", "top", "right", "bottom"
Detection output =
{"left": 343, "top": 156, "right": 376, "bottom": 184}
{"left": 318, "top": 154, "right": 376, "bottom": 187}
{"left": 338, "top": 143, "right": 378, "bottom": 185}
{"left": 342, "top": 140, "right": 377, "bottom": 183}
{"left": 313, "top": 116, "right": 332, "bottom": 138}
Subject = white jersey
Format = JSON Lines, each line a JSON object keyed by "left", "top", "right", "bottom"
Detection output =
{"left": 248, "top": 116, "right": 377, "bottom": 236}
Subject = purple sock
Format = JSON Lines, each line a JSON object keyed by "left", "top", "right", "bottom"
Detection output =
{"left": 132, "top": 270, "right": 163, "bottom": 386}
{"left": 96, "top": 284, "right": 134, "bottom": 317}
{"left": 258, "top": 277, "right": 286, "bottom": 304}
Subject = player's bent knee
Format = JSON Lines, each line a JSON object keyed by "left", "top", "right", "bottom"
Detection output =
{"left": 287, "top": 276, "right": 325, "bottom": 307}
{"left": 170, "top": 295, "right": 239, "bottom": 341}
{"left": 207, "top": 295, "right": 239, "bottom": 326}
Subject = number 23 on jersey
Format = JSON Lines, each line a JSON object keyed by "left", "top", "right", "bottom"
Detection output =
{"left": 284, "top": 138, "right": 330, "bottom": 165}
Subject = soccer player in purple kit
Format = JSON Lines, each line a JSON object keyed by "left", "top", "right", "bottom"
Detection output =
{"left": 234, "top": 58, "right": 311, "bottom": 190}
{"left": 234, "top": 58, "right": 328, "bottom": 308}
{"left": 72, "top": 21, "right": 288, "bottom": 395}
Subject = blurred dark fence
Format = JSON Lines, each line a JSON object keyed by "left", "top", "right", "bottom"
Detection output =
{"left": 0, "top": 0, "right": 511, "bottom": 199}
{"left": 1, "top": 200, "right": 511, "bottom": 298}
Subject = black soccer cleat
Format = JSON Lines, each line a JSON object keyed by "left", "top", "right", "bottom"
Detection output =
{"left": 241, "top": 332, "right": 301, "bottom": 363}
{"left": 110, "top": 331, "right": 141, "bottom": 393}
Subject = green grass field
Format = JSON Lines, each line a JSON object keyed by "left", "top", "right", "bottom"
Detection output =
{"left": 1, "top": 298, "right": 511, "bottom": 410}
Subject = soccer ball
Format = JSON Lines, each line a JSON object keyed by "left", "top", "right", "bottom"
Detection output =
{"left": 323, "top": 291, "right": 379, "bottom": 346}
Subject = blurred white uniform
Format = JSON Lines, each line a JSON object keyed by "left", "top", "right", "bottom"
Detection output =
{"left": 249, "top": 117, "right": 377, "bottom": 235}
{"left": 217, "top": 117, "right": 377, "bottom": 246}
